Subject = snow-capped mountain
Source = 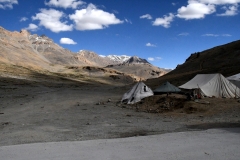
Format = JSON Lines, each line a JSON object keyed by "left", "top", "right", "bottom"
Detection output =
{"left": 123, "top": 56, "right": 150, "bottom": 64}
{"left": 106, "top": 55, "right": 131, "bottom": 63}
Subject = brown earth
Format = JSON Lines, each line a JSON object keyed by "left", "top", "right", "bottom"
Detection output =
{"left": 0, "top": 76, "right": 240, "bottom": 147}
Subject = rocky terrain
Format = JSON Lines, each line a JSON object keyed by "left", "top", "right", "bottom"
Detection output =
{"left": 0, "top": 26, "right": 168, "bottom": 81}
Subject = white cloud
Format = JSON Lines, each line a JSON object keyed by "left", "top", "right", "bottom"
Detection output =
{"left": 60, "top": 38, "right": 77, "bottom": 44}
{"left": 148, "top": 57, "right": 162, "bottom": 61}
{"left": 20, "top": 17, "right": 28, "bottom": 22}
{"left": 125, "top": 18, "right": 132, "bottom": 24}
{"left": 199, "top": 0, "right": 240, "bottom": 5}
{"left": 146, "top": 43, "right": 156, "bottom": 47}
{"left": 202, "top": 33, "right": 219, "bottom": 36}
{"left": 140, "top": 14, "right": 152, "bottom": 19}
{"left": 178, "top": 32, "right": 189, "bottom": 36}
{"left": 217, "top": 4, "right": 238, "bottom": 16}
{"left": 177, "top": 1, "right": 216, "bottom": 19}
{"left": 176, "top": 0, "right": 240, "bottom": 20}
{"left": 0, "top": 0, "right": 18, "bottom": 9}
{"left": 32, "top": 8, "right": 73, "bottom": 33}
{"left": 69, "top": 4, "right": 123, "bottom": 31}
{"left": 24, "top": 23, "right": 39, "bottom": 32}
{"left": 222, "top": 34, "right": 232, "bottom": 36}
{"left": 148, "top": 57, "right": 155, "bottom": 61}
{"left": 45, "top": 0, "right": 85, "bottom": 9}
{"left": 202, "top": 33, "right": 232, "bottom": 37}
{"left": 153, "top": 13, "right": 175, "bottom": 28}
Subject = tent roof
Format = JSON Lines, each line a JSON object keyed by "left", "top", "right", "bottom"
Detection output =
{"left": 227, "top": 73, "right": 240, "bottom": 81}
{"left": 179, "top": 73, "right": 240, "bottom": 98}
{"left": 179, "top": 74, "right": 217, "bottom": 89}
{"left": 154, "top": 81, "right": 181, "bottom": 93}
{"left": 227, "top": 73, "right": 240, "bottom": 88}
{"left": 121, "top": 82, "right": 153, "bottom": 104}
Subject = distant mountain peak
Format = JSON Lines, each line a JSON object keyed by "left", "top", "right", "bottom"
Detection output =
{"left": 124, "top": 56, "right": 150, "bottom": 64}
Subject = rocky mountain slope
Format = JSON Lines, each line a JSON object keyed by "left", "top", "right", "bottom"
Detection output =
{"left": 146, "top": 40, "right": 240, "bottom": 88}
{"left": 0, "top": 26, "right": 168, "bottom": 84}
{"left": 106, "top": 56, "right": 167, "bottom": 80}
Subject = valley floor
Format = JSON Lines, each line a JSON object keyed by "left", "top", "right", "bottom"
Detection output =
{"left": 0, "top": 77, "right": 240, "bottom": 146}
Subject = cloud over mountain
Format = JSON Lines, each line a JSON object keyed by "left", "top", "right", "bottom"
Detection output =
{"left": 69, "top": 4, "right": 123, "bottom": 31}
{"left": 32, "top": 8, "right": 73, "bottom": 33}
{"left": 24, "top": 23, "right": 39, "bottom": 32}
{"left": 60, "top": 38, "right": 77, "bottom": 44}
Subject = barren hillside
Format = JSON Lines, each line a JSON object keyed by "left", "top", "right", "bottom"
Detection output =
{"left": 0, "top": 27, "right": 168, "bottom": 82}
{"left": 146, "top": 40, "right": 240, "bottom": 88}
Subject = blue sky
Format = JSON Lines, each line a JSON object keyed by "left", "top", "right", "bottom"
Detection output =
{"left": 0, "top": 0, "right": 240, "bottom": 69}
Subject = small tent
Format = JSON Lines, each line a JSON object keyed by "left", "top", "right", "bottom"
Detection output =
{"left": 227, "top": 73, "right": 240, "bottom": 89}
{"left": 154, "top": 81, "right": 181, "bottom": 94}
{"left": 179, "top": 73, "right": 240, "bottom": 98}
{"left": 121, "top": 82, "right": 153, "bottom": 104}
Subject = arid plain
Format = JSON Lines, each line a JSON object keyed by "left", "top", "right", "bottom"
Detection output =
{"left": 1, "top": 74, "right": 240, "bottom": 146}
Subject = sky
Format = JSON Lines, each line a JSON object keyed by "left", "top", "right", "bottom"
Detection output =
{"left": 0, "top": 0, "right": 240, "bottom": 69}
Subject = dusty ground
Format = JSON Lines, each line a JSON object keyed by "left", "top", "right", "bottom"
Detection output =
{"left": 0, "top": 77, "right": 240, "bottom": 146}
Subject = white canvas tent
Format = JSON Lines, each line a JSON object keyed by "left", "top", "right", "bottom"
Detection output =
{"left": 121, "top": 82, "right": 153, "bottom": 104}
{"left": 179, "top": 73, "right": 240, "bottom": 98}
{"left": 227, "top": 73, "right": 240, "bottom": 89}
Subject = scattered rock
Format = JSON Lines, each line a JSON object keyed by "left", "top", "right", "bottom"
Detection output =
{"left": 96, "top": 102, "right": 105, "bottom": 105}
{"left": 2, "top": 122, "right": 10, "bottom": 126}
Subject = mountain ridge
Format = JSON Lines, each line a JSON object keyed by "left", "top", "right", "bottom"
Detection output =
{"left": 0, "top": 26, "right": 168, "bottom": 82}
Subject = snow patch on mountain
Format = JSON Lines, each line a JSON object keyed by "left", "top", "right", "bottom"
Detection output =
{"left": 106, "top": 55, "right": 131, "bottom": 63}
